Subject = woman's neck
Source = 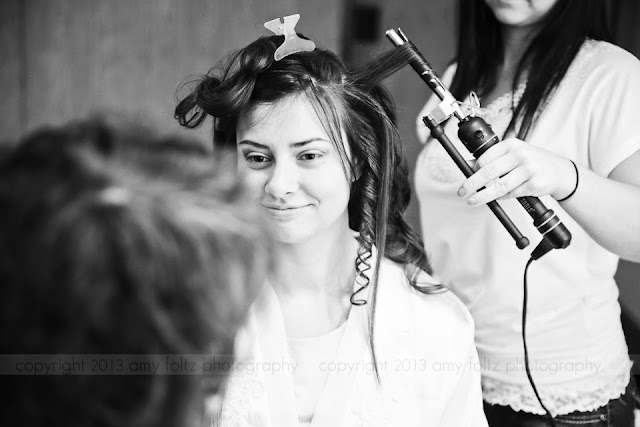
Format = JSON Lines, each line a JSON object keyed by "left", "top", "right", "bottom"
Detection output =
{"left": 270, "top": 226, "right": 360, "bottom": 338}
{"left": 480, "top": 24, "right": 536, "bottom": 106}
{"left": 500, "top": 24, "right": 538, "bottom": 79}
{"left": 271, "top": 228, "right": 359, "bottom": 297}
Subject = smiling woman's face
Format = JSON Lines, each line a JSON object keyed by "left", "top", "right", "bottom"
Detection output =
{"left": 236, "top": 95, "right": 352, "bottom": 245}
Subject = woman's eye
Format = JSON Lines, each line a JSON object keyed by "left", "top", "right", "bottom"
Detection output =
{"left": 299, "top": 152, "right": 322, "bottom": 161}
{"left": 245, "top": 153, "right": 270, "bottom": 163}
{"left": 243, "top": 153, "right": 271, "bottom": 169}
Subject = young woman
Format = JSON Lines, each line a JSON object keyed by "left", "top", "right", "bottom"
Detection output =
{"left": 176, "top": 25, "right": 488, "bottom": 426}
{"left": 415, "top": 0, "right": 640, "bottom": 425}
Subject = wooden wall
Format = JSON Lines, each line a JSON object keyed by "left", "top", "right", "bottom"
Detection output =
{"left": 0, "top": 0, "right": 343, "bottom": 143}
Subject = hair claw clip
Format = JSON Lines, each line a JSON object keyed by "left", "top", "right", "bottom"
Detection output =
{"left": 264, "top": 14, "right": 316, "bottom": 61}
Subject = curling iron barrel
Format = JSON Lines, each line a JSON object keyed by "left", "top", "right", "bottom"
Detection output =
{"left": 386, "top": 28, "right": 571, "bottom": 259}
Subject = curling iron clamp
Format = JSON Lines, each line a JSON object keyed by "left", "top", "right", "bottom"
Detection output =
{"left": 386, "top": 28, "right": 571, "bottom": 260}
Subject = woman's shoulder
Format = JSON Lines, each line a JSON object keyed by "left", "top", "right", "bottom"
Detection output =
{"left": 376, "top": 260, "right": 475, "bottom": 360}
{"left": 379, "top": 258, "right": 474, "bottom": 333}
{"left": 582, "top": 39, "right": 638, "bottom": 61}
{"left": 573, "top": 40, "right": 640, "bottom": 79}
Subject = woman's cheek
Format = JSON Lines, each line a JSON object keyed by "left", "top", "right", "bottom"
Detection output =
{"left": 239, "top": 169, "right": 268, "bottom": 199}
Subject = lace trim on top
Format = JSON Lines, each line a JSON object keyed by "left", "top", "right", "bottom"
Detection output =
{"left": 474, "top": 81, "right": 527, "bottom": 138}
{"left": 482, "top": 81, "right": 527, "bottom": 113}
{"left": 482, "top": 362, "right": 632, "bottom": 416}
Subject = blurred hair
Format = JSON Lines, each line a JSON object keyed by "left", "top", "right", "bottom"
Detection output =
{"left": 0, "top": 117, "right": 271, "bottom": 427}
{"left": 451, "top": 0, "right": 612, "bottom": 139}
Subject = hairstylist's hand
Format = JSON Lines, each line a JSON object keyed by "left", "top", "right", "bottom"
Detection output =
{"left": 457, "top": 138, "right": 578, "bottom": 206}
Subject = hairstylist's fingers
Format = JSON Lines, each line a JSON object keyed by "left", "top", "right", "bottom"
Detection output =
{"left": 458, "top": 154, "right": 519, "bottom": 197}
{"left": 472, "top": 143, "right": 509, "bottom": 171}
{"left": 466, "top": 166, "right": 529, "bottom": 206}
{"left": 497, "top": 181, "right": 531, "bottom": 201}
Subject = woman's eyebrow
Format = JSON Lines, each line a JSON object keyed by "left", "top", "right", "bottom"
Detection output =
{"left": 237, "top": 138, "right": 330, "bottom": 149}
{"left": 237, "top": 140, "right": 269, "bottom": 149}
{"left": 290, "top": 138, "right": 330, "bottom": 148}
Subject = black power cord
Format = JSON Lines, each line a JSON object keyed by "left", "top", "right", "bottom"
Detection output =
{"left": 523, "top": 256, "right": 557, "bottom": 427}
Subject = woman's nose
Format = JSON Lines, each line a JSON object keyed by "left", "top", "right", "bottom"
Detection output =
{"left": 264, "top": 161, "right": 299, "bottom": 197}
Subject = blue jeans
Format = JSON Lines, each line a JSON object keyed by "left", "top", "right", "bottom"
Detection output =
{"left": 483, "top": 376, "right": 639, "bottom": 426}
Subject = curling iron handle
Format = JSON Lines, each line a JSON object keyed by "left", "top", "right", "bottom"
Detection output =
{"left": 424, "top": 115, "right": 530, "bottom": 249}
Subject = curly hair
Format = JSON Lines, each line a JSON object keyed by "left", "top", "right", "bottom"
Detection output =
{"left": 0, "top": 118, "right": 271, "bottom": 427}
{"left": 175, "top": 34, "right": 443, "bottom": 293}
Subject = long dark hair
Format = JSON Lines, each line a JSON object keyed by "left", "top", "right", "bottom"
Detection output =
{"left": 175, "top": 35, "right": 444, "bottom": 379}
{"left": 450, "top": 0, "right": 612, "bottom": 139}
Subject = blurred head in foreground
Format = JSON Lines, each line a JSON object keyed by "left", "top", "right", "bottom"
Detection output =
{"left": 0, "top": 117, "right": 270, "bottom": 426}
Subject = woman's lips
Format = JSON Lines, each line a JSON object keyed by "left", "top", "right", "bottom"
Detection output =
{"left": 262, "top": 204, "right": 308, "bottom": 219}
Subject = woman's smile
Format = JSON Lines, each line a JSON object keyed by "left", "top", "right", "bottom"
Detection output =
{"left": 262, "top": 204, "right": 310, "bottom": 219}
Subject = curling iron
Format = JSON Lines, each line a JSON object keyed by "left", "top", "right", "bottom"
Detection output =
{"left": 386, "top": 28, "right": 571, "bottom": 260}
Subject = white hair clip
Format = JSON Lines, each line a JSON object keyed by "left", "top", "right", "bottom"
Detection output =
{"left": 264, "top": 14, "right": 316, "bottom": 61}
